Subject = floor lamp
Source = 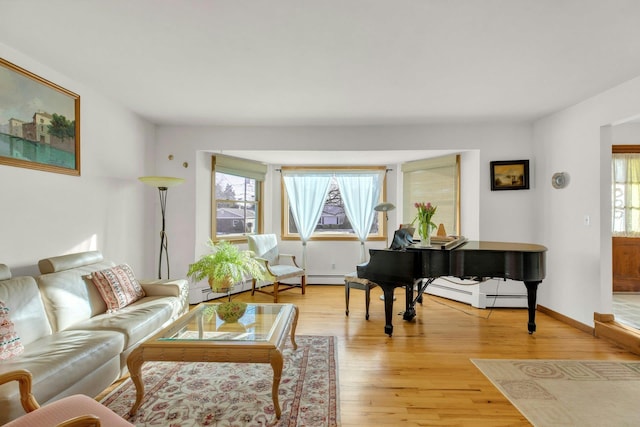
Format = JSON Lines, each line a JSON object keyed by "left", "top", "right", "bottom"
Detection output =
{"left": 374, "top": 202, "right": 396, "bottom": 301}
{"left": 139, "top": 176, "right": 185, "bottom": 279}
{"left": 374, "top": 202, "right": 396, "bottom": 248}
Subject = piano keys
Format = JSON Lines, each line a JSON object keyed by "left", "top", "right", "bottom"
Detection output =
{"left": 356, "top": 238, "right": 547, "bottom": 336}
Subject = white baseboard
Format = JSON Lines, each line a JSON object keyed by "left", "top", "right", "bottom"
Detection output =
{"left": 189, "top": 275, "right": 528, "bottom": 309}
{"left": 307, "top": 274, "right": 348, "bottom": 285}
{"left": 424, "top": 278, "right": 528, "bottom": 309}
{"left": 189, "top": 279, "right": 255, "bottom": 304}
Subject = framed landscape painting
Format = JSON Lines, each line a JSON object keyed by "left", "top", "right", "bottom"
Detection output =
{"left": 0, "top": 58, "right": 80, "bottom": 176}
{"left": 490, "top": 160, "right": 529, "bottom": 191}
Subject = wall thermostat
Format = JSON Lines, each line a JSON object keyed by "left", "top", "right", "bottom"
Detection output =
{"left": 551, "top": 172, "right": 569, "bottom": 189}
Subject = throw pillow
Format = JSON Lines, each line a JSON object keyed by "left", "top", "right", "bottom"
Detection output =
{"left": 0, "top": 300, "right": 24, "bottom": 360}
{"left": 90, "top": 264, "right": 145, "bottom": 312}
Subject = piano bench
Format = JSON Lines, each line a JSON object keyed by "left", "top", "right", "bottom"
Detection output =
{"left": 344, "top": 274, "right": 378, "bottom": 320}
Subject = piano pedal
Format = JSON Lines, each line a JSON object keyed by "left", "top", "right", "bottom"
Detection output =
{"left": 379, "top": 294, "right": 396, "bottom": 301}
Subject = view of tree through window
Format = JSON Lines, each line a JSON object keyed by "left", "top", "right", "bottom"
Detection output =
{"left": 284, "top": 175, "right": 382, "bottom": 238}
{"left": 214, "top": 171, "right": 258, "bottom": 236}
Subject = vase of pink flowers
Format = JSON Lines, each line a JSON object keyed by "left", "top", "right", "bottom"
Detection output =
{"left": 412, "top": 202, "right": 437, "bottom": 247}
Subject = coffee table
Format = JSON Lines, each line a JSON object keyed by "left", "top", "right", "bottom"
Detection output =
{"left": 126, "top": 302, "right": 298, "bottom": 419}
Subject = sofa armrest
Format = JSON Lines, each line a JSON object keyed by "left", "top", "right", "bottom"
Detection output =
{"left": 139, "top": 279, "right": 188, "bottom": 298}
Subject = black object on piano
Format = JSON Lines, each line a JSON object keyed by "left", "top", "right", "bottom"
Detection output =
{"left": 356, "top": 236, "right": 547, "bottom": 336}
{"left": 389, "top": 228, "right": 414, "bottom": 250}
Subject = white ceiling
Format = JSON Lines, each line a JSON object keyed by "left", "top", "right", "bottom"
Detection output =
{"left": 3, "top": 0, "right": 640, "bottom": 127}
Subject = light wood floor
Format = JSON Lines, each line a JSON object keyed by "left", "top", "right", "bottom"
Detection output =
{"left": 104, "top": 285, "right": 640, "bottom": 426}
{"left": 239, "top": 285, "right": 639, "bottom": 427}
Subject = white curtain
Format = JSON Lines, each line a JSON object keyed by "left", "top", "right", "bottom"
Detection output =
{"left": 336, "top": 171, "right": 385, "bottom": 261}
{"left": 282, "top": 173, "right": 332, "bottom": 268}
{"left": 612, "top": 153, "right": 640, "bottom": 237}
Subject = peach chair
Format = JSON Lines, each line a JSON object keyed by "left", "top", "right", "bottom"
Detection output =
{"left": 247, "top": 234, "right": 306, "bottom": 302}
{"left": 0, "top": 369, "right": 133, "bottom": 427}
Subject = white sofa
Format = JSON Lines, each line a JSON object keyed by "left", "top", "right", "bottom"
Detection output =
{"left": 0, "top": 251, "right": 188, "bottom": 424}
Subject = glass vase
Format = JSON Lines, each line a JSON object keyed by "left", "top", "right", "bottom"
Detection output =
{"left": 418, "top": 222, "right": 432, "bottom": 247}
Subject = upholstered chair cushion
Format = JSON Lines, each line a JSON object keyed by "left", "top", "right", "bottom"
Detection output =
{"left": 248, "top": 234, "right": 280, "bottom": 264}
{"left": 4, "top": 394, "right": 133, "bottom": 426}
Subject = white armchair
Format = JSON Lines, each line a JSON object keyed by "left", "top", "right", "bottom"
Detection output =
{"left": 247, "top": 234, "right": 306, "bottom": 303}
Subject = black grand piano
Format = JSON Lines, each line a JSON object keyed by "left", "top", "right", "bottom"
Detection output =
{"left": 356, "top": 236, "right": 547, "bottom": 336}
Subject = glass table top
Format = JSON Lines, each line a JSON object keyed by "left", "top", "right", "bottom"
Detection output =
{"left": 158, "top": 303, "right": 292, "bottom": 343}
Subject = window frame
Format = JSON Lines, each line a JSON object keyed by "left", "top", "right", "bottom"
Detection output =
{"left": 211, "top": 155, "right": 266, "bottom": 243}
{"left": 280, "top": 165, "right": 388, "bottom": 242}
{"left": 612, "top": 145, "right": 640, "bottom": 237}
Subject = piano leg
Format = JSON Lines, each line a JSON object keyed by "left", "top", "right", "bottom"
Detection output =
{"left": 524, "top": 281, "right": 541, "bottom": 334}
{"left": 382, "top": 287, "right": 396, "bottom": 336}
{"left": 402, "top": 282, "right": 416, "bottom": 321}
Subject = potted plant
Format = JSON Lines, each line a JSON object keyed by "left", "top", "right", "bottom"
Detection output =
{"left": 187, "top": 239, "right": 266, "bottom": 322}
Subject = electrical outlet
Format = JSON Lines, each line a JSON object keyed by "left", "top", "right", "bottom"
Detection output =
{"left": 331, "top": 263, "right": 336, "bottom": 269}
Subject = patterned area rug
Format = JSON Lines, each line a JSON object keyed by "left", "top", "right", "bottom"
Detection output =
{"left": 101, "top": 335, "right": 339, "bottom": 426}
{"left": 472, "top": 359, "right": 640, "bottom": 427}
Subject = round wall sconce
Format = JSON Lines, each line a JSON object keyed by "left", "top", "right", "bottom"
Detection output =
{"left": 551, "top": 172, "right": 569, "bottom": 189}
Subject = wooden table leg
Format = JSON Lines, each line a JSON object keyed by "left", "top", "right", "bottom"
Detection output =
{"left": 290, "top": 305, "right": 299, "bottom": 350}
{"left": 126, "top": 346, "right": 145, "bottom": 416}
{"left": 344, "top": 279, "right": 350, "bottom": 316}
{"left": 270, "top": 350, "right": 284, "bottom": 419}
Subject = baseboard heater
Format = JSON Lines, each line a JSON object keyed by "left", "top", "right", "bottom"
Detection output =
{"left": 425, "top": 280, "right": 528, "bottom": 309}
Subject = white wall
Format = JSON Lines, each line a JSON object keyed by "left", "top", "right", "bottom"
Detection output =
{"left": 0, "top": 43, "right": 157, "bottom": 277}
{"left": 155, "top": 123, "right": 537, "bottom": 285}
{"left": 612, "top": 122, "right": 640, "bottom": 144}
{"left": 533, "top": 75, "right": 640, "bottom": 327}
{"left": 5, "top": 41, "right": 640, "bottom": 331}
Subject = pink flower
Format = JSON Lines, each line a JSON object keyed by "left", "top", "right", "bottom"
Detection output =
{"left": 412, "top": 201, "right": 437, "bottom": 228}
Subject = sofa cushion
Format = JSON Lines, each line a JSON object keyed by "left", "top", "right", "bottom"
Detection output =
{"left": 89, "top": 264, "right": 145, "bottom": 312}
{"left": 37, "top": 250, "right": 105, "bottom": 275}
{"left": 0, "top": 329, "right": 124, "bottom": 420}
{"left": 36, "top": 252, "right": 115, "bottom": 331}
{"left": 67, "top": 296, "right": 179, "bottom": 349}
{"left": 0, "top": 276, "right": 52, "bottom": 346}
{"left": 0, "top": 264, "right": 10, "bottom": 280}
{"left": 0, "top": 301, "right": 23, "bottom": 360}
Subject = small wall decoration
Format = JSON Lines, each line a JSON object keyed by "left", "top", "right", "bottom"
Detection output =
{"left": 0, "top": 58, "right": 80, "bottom": 176}
{"left": 490, "top": 160, "right": 529, "bottom": 191}
{"left": 551, "top": 172, "right": 569, "bottom": 189}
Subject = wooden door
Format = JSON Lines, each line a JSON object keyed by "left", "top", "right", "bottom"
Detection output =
{"left": 612, "top": 237, "right": 640, "bottom": 292}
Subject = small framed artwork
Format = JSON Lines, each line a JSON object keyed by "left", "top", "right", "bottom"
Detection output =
{"left": 490, "top": 160, "right": 530, "bottom": 191}
{"left": 0, "top": 57, "right": 80, "bottom": 176}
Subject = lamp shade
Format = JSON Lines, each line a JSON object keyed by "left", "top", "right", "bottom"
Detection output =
{"left": 138, "top": 176, "right": 184, "bottom": 188}
{"left": 374, "top": 202, "right": 396, "bottom": 212}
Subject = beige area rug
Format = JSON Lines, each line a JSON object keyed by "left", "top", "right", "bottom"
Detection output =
{"left": 101, "top": 335, "right": 339, "bottom": 426}
{"left": 471, "top": 359, "right": 640, "bottom": 427}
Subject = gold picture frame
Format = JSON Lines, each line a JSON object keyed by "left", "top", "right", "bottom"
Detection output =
{"left": 490, "top": 160, "right": 529, "bottom": 191}
{"left": 0, "top": 58, "right": 80, "bottom": 176}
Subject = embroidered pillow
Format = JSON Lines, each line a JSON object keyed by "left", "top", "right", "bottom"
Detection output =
{"left": 90, "top": 264, "right": 145, "bottom": 312}
{"left": 0, "top": 300, "right": 24, "bottom": 360}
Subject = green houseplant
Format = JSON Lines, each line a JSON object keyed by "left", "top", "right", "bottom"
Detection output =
{"left": 187, "top": 239, "right": 266, "bottom": 292}
{"left": 187, "top": 239, "right": 266, "bottom": 322}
